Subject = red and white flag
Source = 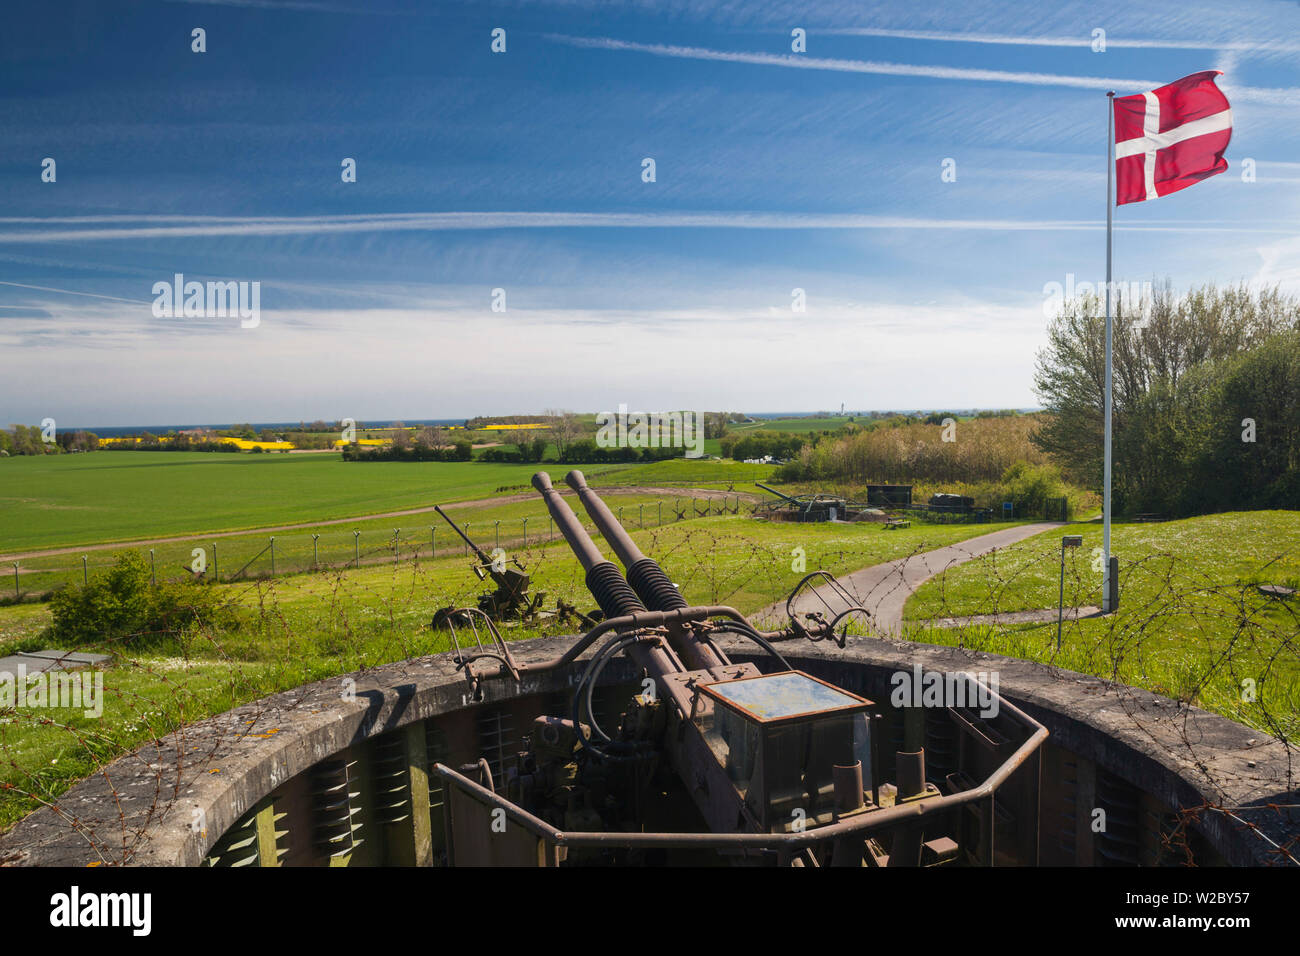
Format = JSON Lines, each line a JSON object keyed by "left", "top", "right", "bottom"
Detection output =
{"left": 1113, "top": 70, "right": 1232, "bottom": 205}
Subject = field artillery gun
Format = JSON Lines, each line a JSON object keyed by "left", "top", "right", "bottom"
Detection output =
{"left": 433, "top": 471, "right": 1048, "bottom": 867}
{"left": 430, "top": 505, "right": 596, "bottom": 630}
{"left": 755, "top": 482, "right": 855, "bottom": 522}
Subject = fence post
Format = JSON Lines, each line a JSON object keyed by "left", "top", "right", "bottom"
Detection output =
{"left": 269, "top": 537, "right": 275, "bottom": 576}
{"left": 150, "top": 549, "right": 156, "bottom": 586}
{"left": 639, "top": 503, "right": 644, "bottom": 528}
{"left": 522, "top": 517, "right": 528, "bottom": 546}
{"left": 82, "top": 555, "right": 88, "bottom": 586}
{"left": 464, "top": 525, "right": 470, "bottom": 556}
{"left": 494, "top": 521, "right": 500, "bottom": 550}
{"left": 213, "top": 542, "right": 219, "bottom": 583}
{"left": 354, "top": 530, "right": 360, "bottom": 567}
{"left": 313, "top": 534, "right": 319, "bottom": 566}
{"left": 394, "top": 528, "right": 400, "bottom": 564}
{"left": 658, "top": 501, "right": 662, "bottom": 525}
{"left": 431, "top": 527, "right": 436, "bottom": 559}
{"left": 549, "top": 516, "right": 553, "bottom": 541}
{"left": 12, "top": 563, "right": 18, "bottom": 601}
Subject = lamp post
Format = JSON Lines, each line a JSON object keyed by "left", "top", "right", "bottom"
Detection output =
{"left": 1058, "top": 535, "right": 1084, "bottom": 651}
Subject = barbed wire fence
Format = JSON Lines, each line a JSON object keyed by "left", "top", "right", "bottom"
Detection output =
{"left": 0, "top": 508, "right": 1296, "bottom": 865}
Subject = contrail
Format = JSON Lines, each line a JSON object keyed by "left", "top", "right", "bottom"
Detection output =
{"left": 0, "top": 281, "right": 150, "bottom": 304}
{"left": 821, "top": 27, "right": 1300, "bottom": 53}
{"left": 545, "top": 34, "right": 1300, "bottom": 105}
{"left": 546, "top": 34, "right": 1159, "bottom": 91}
{"left": 0, "top": 211, "right": 1289, "bottom": 244}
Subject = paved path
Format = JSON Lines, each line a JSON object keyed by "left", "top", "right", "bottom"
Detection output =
{"left": 758, "top": 522, "right": 1065, "bottom": 634}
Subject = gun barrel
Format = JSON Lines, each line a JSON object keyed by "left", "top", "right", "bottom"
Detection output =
{"left": 531, "top": 472, "right": 644, "bottom": 620}
{"left": 562, "top": 470, "right": 647, "bottom": 567}
{"left": 564, "top": 471, "right": 688, "bottom": 614}
{"left": 755, "top": 482, "right": 798, "bottom": 504}
{"left": 433, "top": 505, "right": 493, "bottom": 563}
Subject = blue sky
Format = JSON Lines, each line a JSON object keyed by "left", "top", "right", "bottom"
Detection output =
{"left": 3, "top": 0, "right": 1299, "bottom": 426}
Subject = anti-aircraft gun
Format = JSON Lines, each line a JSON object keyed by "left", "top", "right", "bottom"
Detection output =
{"left": 430, "top": 505, "right": 538, "bottom": 627}
{"left": 432, "top": 472, "right": 1048, "bottom": 867}
{"left": 430, "top": 504, "right": 593, "bottom": 629}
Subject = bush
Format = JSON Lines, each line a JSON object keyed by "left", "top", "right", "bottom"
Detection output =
{"left": 49, "top": 551, "right": 240, "bottom": 648}
{"left": 995, "top": 461, "right": 1067, "bottom": 515}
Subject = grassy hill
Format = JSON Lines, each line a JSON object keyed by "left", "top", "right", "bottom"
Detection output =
{"left": 904, "top": 510, "right": 1300, "bottom": 739}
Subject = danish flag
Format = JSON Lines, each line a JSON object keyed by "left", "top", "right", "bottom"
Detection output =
{"left": 1113, "top": 70, "right": 1232, "bottom": 205}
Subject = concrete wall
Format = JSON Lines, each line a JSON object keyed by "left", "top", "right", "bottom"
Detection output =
{"left": 0, "top": 634, "right": 1293, "bottom": 867}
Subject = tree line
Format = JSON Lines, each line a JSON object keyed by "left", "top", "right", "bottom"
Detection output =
{"left": 0, "top": 426, "right": 98, "bottom": 456}
{"left": 1033, "top": 281, "right": 1299, "bottom": 516}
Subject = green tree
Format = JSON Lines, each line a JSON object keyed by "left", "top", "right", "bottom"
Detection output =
{"left": 1033, "top": 281, "right": 1300, "bottom": 509}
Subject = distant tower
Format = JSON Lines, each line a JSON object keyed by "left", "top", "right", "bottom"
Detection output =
{"left": 840, "top": 402, "right": 845, "bottom": 415}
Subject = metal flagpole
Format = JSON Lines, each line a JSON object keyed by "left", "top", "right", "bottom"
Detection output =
{"left": 1103, "top": 91, "right": 1115, "bottom": 613}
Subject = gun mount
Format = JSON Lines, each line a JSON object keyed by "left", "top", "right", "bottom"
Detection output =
{"left": 430, "top": 504, "right": 596, "bottom": 630}
{"left": 434, "top": 471, "right": 1048, "bottom": 866}
{"left": 755, "top": 482, "right": 862, "bottom": 523}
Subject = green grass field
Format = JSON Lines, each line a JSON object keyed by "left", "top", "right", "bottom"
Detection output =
{"left": 5, "top": 490, "right": 733, "bottom": 594}
{"left": 586, "top": 458, "right": 776, "bottom": 487}
{"left": 731, "top": 416, "right": 853, "bottom": 434}
{"left": 904, "top": 511, "right": 1300, "bottom": 737}
{"left": 0, "top": 453, "right": 775, "bottom": 557}
{"left": 0, "top": 453, "right": 650, "bottom": 552}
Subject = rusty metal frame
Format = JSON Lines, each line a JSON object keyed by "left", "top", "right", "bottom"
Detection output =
{"left": 782, "top": 571, "right": 874, "bottom": 646}
{"left": 445, "top": 607, "right": 521, "bottom": 684}
{"left": 436, "top": 721, "right": 1044, "bottom": 854}
{"left": 432, "top": 677, "right": 1047, "bottom": 854}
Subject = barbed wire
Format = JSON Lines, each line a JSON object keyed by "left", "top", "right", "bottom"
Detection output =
{"left": 0, "top": 510, "right": 1295, "bottom": 865}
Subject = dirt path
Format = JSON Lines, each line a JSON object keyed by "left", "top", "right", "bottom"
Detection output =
{"left": 4, "top": 486, "right": 758, "bottom": 561}
{"left": 755, "top": 522, "right": 1065, "bottom": 633}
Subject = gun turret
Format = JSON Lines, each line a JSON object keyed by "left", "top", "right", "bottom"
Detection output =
{"left": 428, "top": 472, "right": 1048, "bottom": 866}
{"left": 563, "top": 470, "right": 725, "bottom": 672}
